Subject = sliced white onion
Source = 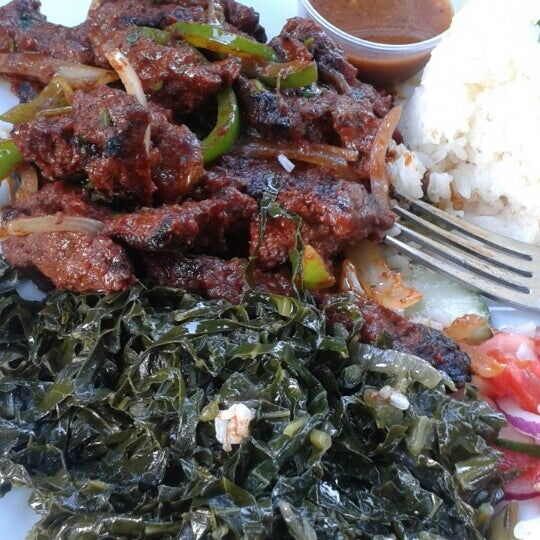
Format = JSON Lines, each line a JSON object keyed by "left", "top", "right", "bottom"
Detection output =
{"left": 277, "top": 153, "right": 295, "bottom": 173}
{"left": 498, "top": 398, "right": 540, "bottom": 439}
{"left": 239, "top": 139, "right": 359, "bottom": 182}
{"left": 6, "top": 216, "right": 105, "bottom": 236}
{"left": 105, "top": 49, "right": 147, "bottom": 107}
{"left": 54, "top": 64, "right": 117, "bottom": 87}
{"left": 0, "top": 53, "right": 118, "bottom": 87}
{"left": 143, "top": 124, "right": 152, "bottom": 155}
{"left": 346, "top": 240, "right": 422, "bottom": 311}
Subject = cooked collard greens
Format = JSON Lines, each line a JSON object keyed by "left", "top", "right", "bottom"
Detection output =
{"left": 0, "top": 259, "right": 506, "bottom": 539}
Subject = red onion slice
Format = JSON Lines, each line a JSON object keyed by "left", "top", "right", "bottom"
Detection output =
{"left": 498, "top": 398, "right": 540, "bottom": 439}
{"left": 504, "top": 474, "right": 540, "bottom": 501}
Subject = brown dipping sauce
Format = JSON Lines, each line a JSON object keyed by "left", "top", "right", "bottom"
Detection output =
{"left": 309, "top": 0, "right": 454, "bottom": 88}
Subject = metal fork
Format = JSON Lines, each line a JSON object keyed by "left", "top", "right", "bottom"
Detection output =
{"left": 384, "top": 195, "right": 540, "bottom": 312}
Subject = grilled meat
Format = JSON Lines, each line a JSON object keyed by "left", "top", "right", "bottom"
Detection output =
{"left": 219, "top": 155, "right": 395, "bottom": 268}
{"left": 91, "top": 27, "right": 241, "bottom": 116}
{"left": 1, "top": 181, "right": 112, "bottom": 222}
{"left": 0, "top": 1, "right": 471, "bottom": 388}
{"left": 12, "top": 85, "right": 204, "bottom": 204}
{"left": 143, "top": 254, "right": 293, "bottom": 304}
{"left": 0, "top": 0, "right": 93, "bottom": 64}
{"left": 106, "top": 186, "right": 257, "bottom": 255}
{"left": 2, "top": 232, "right": 134, "bottom": 293}
{"left": 324, "top": 294, "right": 472, "bottom": 387}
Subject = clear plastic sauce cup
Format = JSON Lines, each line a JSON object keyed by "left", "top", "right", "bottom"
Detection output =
{"left": 298, "top": 0, "right": 465, "bottom": 89}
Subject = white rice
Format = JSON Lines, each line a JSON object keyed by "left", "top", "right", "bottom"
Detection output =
{"left": 390, "top": 0, "right": 540, "bottom": 244}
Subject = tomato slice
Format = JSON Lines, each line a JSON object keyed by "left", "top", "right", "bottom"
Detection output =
{"left": 468, "top": 332, "right": 540, "bottom": 413}
{"left": 498, "top": 447, "right": 539, "bottom": 471}
{"left": 467, "top": 346, "right": 506, "bottom": 378}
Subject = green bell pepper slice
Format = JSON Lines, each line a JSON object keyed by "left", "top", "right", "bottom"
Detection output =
{"left": 0, "top": 140, "right": 23, "bottom": 180}
{"left": 167, "top": 21, "right": 280, "bottom": 62}
{"left": 243, "top": 60, "right": 318, "bottom": 89}
{"left": 0, "top": 76, "right": 72, "bottom": 124}
{"left": 302, "top": 245, "right": 335, "bottom": 290}
{"left": 202, "top": 87, "right": 240, "bottom": 164}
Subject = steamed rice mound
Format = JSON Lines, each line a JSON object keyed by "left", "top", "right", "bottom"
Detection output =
{"left": 391, "top": 0, "right": 540, "bottom": 244}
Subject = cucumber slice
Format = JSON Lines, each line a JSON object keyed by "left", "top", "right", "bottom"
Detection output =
{"left": 495, "top": 438, "right": 540, "bottom": 458}
{"left": 402, "top": 264, "right": 491, "bottom": 329}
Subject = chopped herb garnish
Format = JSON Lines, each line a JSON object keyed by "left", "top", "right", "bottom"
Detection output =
{"left": 99, "top": 107, "right": 111, "bottom": 127}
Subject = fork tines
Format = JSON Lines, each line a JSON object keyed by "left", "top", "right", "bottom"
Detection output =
{"left": 384, "top": 195, "right": 540, "bottom": 312}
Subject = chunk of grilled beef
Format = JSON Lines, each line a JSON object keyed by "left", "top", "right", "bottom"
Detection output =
{"left": 324, "top": 294, "right": 471, "bottom": 387}
{"left": 236, "top": 78, "right": 390, "bottom": 177}
{"left": 90, "top": 27, "right": 241, "bottom": 115}
{"left": 220, "top": 0, "right": 266, "bottom": 42}
{"left": 149, "top": 106, "right": 205, "bottom": 203}
{"left": 105, "top": 186, "right": 257, "bottom": 255}
{"left": 12, "top": 85, "right": 204, "bottom": 205}
{"left": 271, "top": 17, "right": 391, "bottom": 116}
{"left": 79, "top": 0, "right": 265, "bottom": 67}
{"left": 1, "top": 181, "right": 133, "bottom": 293}
{"left": 1, "top": 181, "right": 112, "bottom": 222}
{"left": 143, "top": 254, "right": 292, "bottom": 304}
{"left": 218, "top": 155, "right": 394, "bottom": 268}
{"left": 2, "top": 232, "right": 134, "bottom": 293}
{"left": 0, "top": 0, "right": 94, "bottom": 64}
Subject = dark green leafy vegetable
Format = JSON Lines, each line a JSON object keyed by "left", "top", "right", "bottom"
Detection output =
{"left": 0, "top": 258, "right": 507, "bottom": 539}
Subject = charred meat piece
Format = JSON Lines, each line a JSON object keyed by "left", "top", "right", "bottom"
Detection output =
{"left": 12, "top": 86, "right": 204, "bottom": 205}
{"left": 10, "top": 76, "right": 40, "bottom": 103}
{"left": 12, "top": 113, "right": 82, "bottom": 181}
{"left": 271, "top": 17, "right": 358, "bottom": 92}
{"left": 143, "top": 255, "right": 247, "bottom": 304}
{"left": 1, "top": 181, "right": 112, "bottom": 222}
{"left": 91, "top": 28, "right": 241, "bottom": 115}
{"left": 236, "top": 78, "right": 390, "bottom": 177}
{"left": 220, "top": 0, "right": 266, "bottom": 42}
{"left": 2, "top": 232, "right": 133, "bottom": 293}
{"left": 143, "top": 254, "right": 292, "bottom": 304}
{"left": 0, "top": 0, "right": 93, "bottom": 64}
{"left": 273, "top": 17, "right": 391, "bottom": 115}
{"left": 78, "top": 0, "right": 205, "bottom": 60}
{"left": 219, "top": 155, "right": 394, "bottom": 268}
{"left": 1, "top": 181, "right": 132, "bottom": 293}
{"left": 150, "top": 107, "right": 205, "bottom": 203}
{"left": 12, "top": 85, "right": 155, "bottom": 203}
{"left": 80, "top": 0, "right": 265, "bottom": 66}
{"left": 106, "top": 186, "right": 257, "bottom": 255}
{"left": 325, "top": 294, "right": 471, "bottom": 387}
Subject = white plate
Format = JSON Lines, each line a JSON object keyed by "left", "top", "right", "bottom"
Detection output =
{"left": 0, "top": 0, "right": 538, "bottom": 537}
